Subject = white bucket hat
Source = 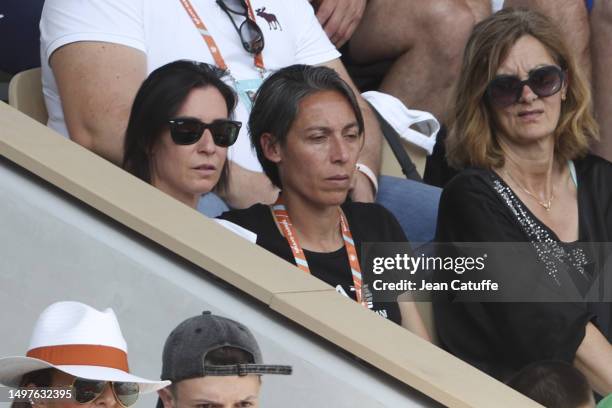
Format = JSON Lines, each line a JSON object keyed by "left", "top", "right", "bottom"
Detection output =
{"left": 0, "top": 301, "right": 169, "bottom": 393}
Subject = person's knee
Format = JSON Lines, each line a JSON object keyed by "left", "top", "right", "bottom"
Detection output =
{"left": 420, "top": 1, "right": 477, "bottom": 64}
{"left": 349, "top": 0, "right": 476, "bottom": 64}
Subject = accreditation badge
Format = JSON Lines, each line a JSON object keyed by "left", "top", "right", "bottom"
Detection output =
{"left": 235, "top": 78, "right": 264, "bottom": 113}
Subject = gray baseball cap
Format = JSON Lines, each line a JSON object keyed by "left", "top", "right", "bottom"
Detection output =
{"left": 161, "top": 311, "right": 292, "bottom": 382}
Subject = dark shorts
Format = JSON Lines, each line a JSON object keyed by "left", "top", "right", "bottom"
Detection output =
{"left": 339, "top": 42, "right": 394, "bottom": 92}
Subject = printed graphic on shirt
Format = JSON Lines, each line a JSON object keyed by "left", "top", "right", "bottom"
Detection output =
{"left": 335, "top": 284, "right": 389, "bottom": 320}
{"left": 255, "top": 7, "right": 282, "bottom": 31}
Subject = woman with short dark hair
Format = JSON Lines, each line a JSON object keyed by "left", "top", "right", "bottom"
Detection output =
{"left": 220, "top": 65, "right": 430, "bottom": 339}
{"left": 435, "top": 8, "right": 612, "bottom": 393}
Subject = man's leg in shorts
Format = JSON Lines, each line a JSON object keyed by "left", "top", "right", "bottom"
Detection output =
{"left": 376, "top": 176, "right": 442, "bottom": 245}
{"left": 591, "top": 0, "right": 612, "bottom": 161}
{"left": 348, "top": 0, "right": 491, "bottom": 122}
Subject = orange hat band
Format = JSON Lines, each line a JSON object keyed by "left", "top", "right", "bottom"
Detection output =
{"left": 27, "top": 344, "right": 130, "bottom": 372}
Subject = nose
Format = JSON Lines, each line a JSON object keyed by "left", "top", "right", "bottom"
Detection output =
{"left": 519, "top": 83, "right": 538, "bottom": 103}
{"left": 329, "top": 135, "right": 350, "bottom": 164}
{"left": 197, "top": 129, "right": 217, "bottom": 155}
{"left": 94, "top": 383, "right": 119, "bottom": 407}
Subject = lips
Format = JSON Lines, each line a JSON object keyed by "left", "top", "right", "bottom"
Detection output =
{"left": 518, "top": 109, "right": 544, "bottom": 119}
{"left": 194, "top": 164, "right": 216, "bottom": 170}
{"left": 326, "top": 174, "right": 349, "bottom": 181}
{"left": 193, "top": 164, "right": 217, "bottom": 175}
{"left": 325, "top": 175, "right": 351, "bottom": 189}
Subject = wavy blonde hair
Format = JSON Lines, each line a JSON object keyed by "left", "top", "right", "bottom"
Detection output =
{"left": 446, "top": 8, "right": 598, "bottom": 170}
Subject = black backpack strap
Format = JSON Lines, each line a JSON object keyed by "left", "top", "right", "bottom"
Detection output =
{"left": 369, "top": 102, "right": 422, "bottom": 181}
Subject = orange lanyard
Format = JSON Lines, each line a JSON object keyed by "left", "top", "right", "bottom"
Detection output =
{"left": 179, "top": 0, "right": 265, "bottom": 75}
{"left": 271, "top": 197, "right": 367, "bottom": 307}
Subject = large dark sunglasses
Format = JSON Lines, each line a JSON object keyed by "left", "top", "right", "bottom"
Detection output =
{"left": 486, "top": 65, "right": 565, "bottom": 108}
{"left": 168, "top": 117, "right": 241, "bottom": 147}
{"left": 216, "top": 0, "right": 264, "bottom": 54}
{"left": 71, "top": 377, "right": 139, "bottom": 407}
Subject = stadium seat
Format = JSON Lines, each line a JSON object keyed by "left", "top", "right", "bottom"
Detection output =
{"left": 8, "top": 67, "right": 47, "bottom": 124}
{"left": 381, "top": 135, "right": 427, "bottom": 179}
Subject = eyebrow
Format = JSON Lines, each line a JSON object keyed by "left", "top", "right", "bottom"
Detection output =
{"left": 190, "top": 398, "right": 219, "bottom": 405}
{"left": 171, "top": 115, "right": 201, "bottom": 121}
{"left": 303, "top": 122, "right": 359, "bottom": 132}
{"left": 188, "top": 395, "right": 257, "bottom": 404}
{"left": 496, "top": 63, "right": 552, "bottom": 76}
{"left": 343, "top": 122, "right": 360, "bottom": 131}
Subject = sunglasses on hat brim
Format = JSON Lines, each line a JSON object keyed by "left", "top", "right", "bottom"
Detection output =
{"left": 486, "top": 65, "right": 566, "bottom": 108}
{"left": 168, "top": 117, "right": 242, "bottom": 147}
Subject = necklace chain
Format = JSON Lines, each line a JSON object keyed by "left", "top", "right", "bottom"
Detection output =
{"left": 503, "top": 169, "right": 555, "bottom": 211}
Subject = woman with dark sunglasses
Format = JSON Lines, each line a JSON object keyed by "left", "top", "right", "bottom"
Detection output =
{"left": 123, "top": 60, "right": 240, "bottom": 214}
{"left": 220, "top": 65, "right": 431, "bottom": 340}
{"left": 435, "top": 8, "right": 612, "bottom": 395}
{"left": 0, "top": 301, "right": 168, "bottom": 408}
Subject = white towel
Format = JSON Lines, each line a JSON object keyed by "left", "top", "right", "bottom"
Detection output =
{"left": 362, "top": 91, "right": 440, "bottom": 155}
{"left": 492, "top": 0, "right": 504, "bottom": 13}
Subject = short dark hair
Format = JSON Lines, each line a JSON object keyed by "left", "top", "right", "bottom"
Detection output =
{"left": 248, "top": 64, "right": 364, "bottom": 188}
{"left": 123, "top": 60, "right": 237, "bottom": 190}
{"left": 507, "top": 360, "right": 593, "bottom": 408}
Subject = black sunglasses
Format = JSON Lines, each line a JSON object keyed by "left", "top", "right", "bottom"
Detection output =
{"left": 71, "top": 377, "right": 139, "bottom": 407}
{"left": 168, "top": 117, "right": 241, "bottom": 147}
{"left": 486, "top": 65, "right": 565, "bottom": 108}
{"left": 216, "top": 0, "right": 265, "bottom": 54}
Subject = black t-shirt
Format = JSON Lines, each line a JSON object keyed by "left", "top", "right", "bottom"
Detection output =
{"left": 220, "top": 202, "right": 406, "bottom": 325}
{"left": 434, "top": 154, "right": 612, "bottom": 381}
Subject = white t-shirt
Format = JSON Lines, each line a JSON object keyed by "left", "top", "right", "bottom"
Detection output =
{"left": 40, "top": 0, "right": 340, "bottom": 171}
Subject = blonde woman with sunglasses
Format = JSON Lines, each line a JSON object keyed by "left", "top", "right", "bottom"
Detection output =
{"left": 435, "top": 8, "right": 612, "bottom": 396}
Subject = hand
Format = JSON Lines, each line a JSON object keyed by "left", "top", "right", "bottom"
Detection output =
{"left": 350, "top": 171, "right": 376, "bottom": 203}
{"left": 311, "top": 0, "right": 366, "bottom": 48}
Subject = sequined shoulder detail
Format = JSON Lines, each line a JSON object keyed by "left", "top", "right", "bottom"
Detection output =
{"left": 490, "top": 173, "right": 587, "bottom": 285}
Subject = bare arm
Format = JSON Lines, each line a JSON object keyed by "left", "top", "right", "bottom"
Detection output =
{"left": 574, "top": 321, "right": 612, "bottom": 395}
{"left": 218, "top": 162, "right": 280, "bottom": 209}
{"left": 397, "top": 297, "right": 431, "bottom": 341}
{"left": 319, "top": 58, "right": 382, "bottom": 202}
{"left": 50, "top": 41, "right": 147, "bottom": 165}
